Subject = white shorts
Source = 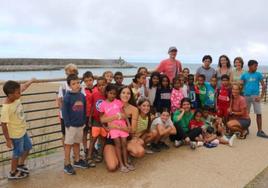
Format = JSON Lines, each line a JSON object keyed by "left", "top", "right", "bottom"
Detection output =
{"left": 65, "top": 126, "right": 84, "bottom": 145}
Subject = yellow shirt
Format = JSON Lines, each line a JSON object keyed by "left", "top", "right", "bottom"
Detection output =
{"left": 0, "top": 99, "right": 27, "bottom": 138}
{"left": 136, "top": 115, "right": 148, "bottom": 133}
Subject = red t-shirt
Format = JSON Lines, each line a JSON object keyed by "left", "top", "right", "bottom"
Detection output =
{"left": 83, "top": 87, "right": 93, "bottom": 117}
{"left": 156, "top": 58, "right": 182, "bottom": 82}
{"left": 92, "top": 89, "right": 105, "bottom": 122}
{"left": 231, "top": 96, "right": 250, "bottom": 119}
{"left": 217, "top": 85, "right": 231, "bottom": 108}
{"left": 189, "top": 119, "right": 204, "bottom": 129}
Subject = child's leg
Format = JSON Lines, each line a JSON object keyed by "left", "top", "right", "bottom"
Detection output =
{"left": 121, "top": 137, "right": 129, "bottom": 166}
{"left": 83, "top": 130, "right": 88, "bottom": 152}
{"left": 113, "top": 138, "right": 124, "bottom": 168}
{"left": 18, "top": 150, "right": 30, "bottom": 166}
{"left": 73, "top": 143, "right": 80, "bottom": 162}
{"left": 11, "top": 158, "right": 19, "bottom": 173}
{"left": 64, "top": 144, "right": 72, "bottom": 165}
{"left": 88, "top": 137, "right": 98, "bottom": 159}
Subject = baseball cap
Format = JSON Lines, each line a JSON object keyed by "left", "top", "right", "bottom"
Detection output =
{"left": 168, "top": 46, "right": 177, "bottom": 53}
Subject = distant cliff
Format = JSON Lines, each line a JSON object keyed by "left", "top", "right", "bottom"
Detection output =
{"left": 0, "top": 58, "right": 135, "bottom": 72}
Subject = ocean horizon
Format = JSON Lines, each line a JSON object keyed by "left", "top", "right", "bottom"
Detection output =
{"left": 0, "top": 62, "right": 268, "bottom": 82}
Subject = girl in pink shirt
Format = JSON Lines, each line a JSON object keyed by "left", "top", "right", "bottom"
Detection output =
{"left": 99, "top": 84, "right": 134, "bottom": 172}
{"left": 171, "top": 76, "right": 187, "bottom": 112}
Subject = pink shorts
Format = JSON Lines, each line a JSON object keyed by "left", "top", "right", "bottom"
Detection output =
{"left": 109, "top": 129, "right": 129, "bottom": 139}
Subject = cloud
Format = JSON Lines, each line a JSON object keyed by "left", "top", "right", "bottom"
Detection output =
{"left": 0, "top": 0, "right": 268, "bottom": 63}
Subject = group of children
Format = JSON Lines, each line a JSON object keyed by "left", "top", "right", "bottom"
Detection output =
{"left": 1, "top": 58, "right": 265, "bottom": 178}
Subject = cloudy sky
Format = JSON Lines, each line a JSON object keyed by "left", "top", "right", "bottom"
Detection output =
{"left": 0, "top": 0, "right": 268, "bottom": 64}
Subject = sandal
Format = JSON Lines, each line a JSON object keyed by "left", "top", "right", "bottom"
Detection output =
{"left": 126, "top": 164, "right": 135, "bottom": 171}
{"left": 87, "top": 158, "right": 96, "bottom": 168}
{"left": 8, "top": 170, "right": 27, "bottom": 180}
{"left": 241, "top": 129, "right": 249, "bottom": 139}
{"left": 120, "top": 166, "right": 129, "bottom": 173}
{"left": 94, "top": 155, "right": 103, "bottom": 163}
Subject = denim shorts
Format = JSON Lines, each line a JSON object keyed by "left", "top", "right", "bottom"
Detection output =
{"left": 12, "top": 133, "right": 32, "bottom": 159}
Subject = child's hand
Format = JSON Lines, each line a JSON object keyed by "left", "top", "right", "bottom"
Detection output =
{"left": 180, "top": 108, "right": 185, "bottom": 113}
{"left": 6, "top": 139, "right": 13, "bottom": 149}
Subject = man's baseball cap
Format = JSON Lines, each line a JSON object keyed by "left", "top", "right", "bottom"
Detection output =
{"left": 168, "top": 46, "right": 177, "bottom": 53}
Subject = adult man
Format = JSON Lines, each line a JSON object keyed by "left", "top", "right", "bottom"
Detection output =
{"left": 156, "top": 47, "right": 182, "bottom": 82}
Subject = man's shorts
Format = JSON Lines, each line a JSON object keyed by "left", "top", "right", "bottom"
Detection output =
{"left": 65, "top": 126, "right": 84, "bottom": 145}
{"left": 12, "top": 133, "right": 32, "bottom": 159}
{"left": 245, "top": 96, "right": 262, "bottom": 114}
{"left": 91, "top": 127, "right": 108, "bottom": 138}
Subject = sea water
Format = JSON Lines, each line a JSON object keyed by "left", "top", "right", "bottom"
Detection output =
{"left": 0, "top": 62, "right": 268, "bottom": 84}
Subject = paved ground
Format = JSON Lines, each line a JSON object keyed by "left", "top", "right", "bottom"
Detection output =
{"left": 1, "top": 105, "right": 268, "bottom": 188}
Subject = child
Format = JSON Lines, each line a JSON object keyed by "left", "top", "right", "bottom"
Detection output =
{"left": 188, "top": 110, "right": 205, "bottom": 147}
{"left": 216, "top": 74, "right": 231, "bottom": 123}
{"left": 87, "top": 77, "right": 107, "bottom": 167}
{"left": 147, "top": 71, "right": 160, "bottom": 108}
{"left": 1, "top": 79, "right": 35, "bottom": 179}
{"left": 62, "top": 74, "right": 89, "bottom": 175}
{"left": 153, "top": 74, "right": 172, "bottom": 113}
{"left": 137, "top": 67, "right": 149, "bottom": 86}
{"left": 171, "top": 76, "right": 187, "bottom": 113}
{"left": 203, "top": 126, "right": 236, "bottom": 147}
{"left": 136, "top": 98, "right": 158, "bottom": 153}
{"left": 195, "top": 74, "right": 207, "bottom": 108}
{"left": 57, "top": 64, "right": 79, "bottom": 143}
{"left": 103, "top": 71, "right": 113, "bottom": 84}
{"left": 99, "top": 84, "right": 135, "bottom": 173}
{"left": 240, "top": 60, "right": 268, "bottom": 138}
{"left": 188, "top": 74, "right": 198, "bottom": 109}
{"left": 182, "top": 68, "right": 190, "bottom": 84}
{"left": 114, "top": 71, "right": 124, "bottom": 89}
{"left": 130, "top": 73, "right": 148, "bottom": 100}
{"left": 81, "top": 71, "right": 94, "bottom": 156}
{"left": 150, "top": 108, "right": 177, "bottom": 151}
{"left": 204, "top": 76, "right": 217, "bottom": 113}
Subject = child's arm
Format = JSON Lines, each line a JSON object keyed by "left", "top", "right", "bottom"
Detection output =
{"left": 204, "top": 134, "right": 217, "bottom": 143}
{"left": 1, "top": 122, "right": 12, "bottom": 148}
{"left": 173, "top": 109, "right": 185, "bottom": 123}
{"left": 62, "top": 96, "right": 70, "bottom": 127}
{"left": 21, "top": 78, "right": 36, "bottom": 93}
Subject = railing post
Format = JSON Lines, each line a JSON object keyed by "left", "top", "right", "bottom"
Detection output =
{"left": 265, "top": 74, "right": 268, "bottom": 102}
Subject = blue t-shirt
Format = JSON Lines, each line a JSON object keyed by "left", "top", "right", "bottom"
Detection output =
{"left": 205, "top": 82, "right": 216, "bottom": 107}
{"left": 240, "top": 71, "right": 263, "bottom": 96}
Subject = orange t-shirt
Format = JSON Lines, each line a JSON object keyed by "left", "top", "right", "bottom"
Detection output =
{"left": 156, "top": 58, "right": 182, "bottom": 82}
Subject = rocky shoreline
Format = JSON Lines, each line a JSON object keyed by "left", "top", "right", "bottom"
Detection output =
{"left": 0, "top": 58, "right": 135, "bottom": 72}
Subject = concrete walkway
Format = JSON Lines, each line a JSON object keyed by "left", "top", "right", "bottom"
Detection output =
{"left": 1, "top": 106, "right": 268, "bottom": 188}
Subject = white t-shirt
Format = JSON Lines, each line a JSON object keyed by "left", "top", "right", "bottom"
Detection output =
{"left": 151, "top": 117, "right": 174, "bottom": 129}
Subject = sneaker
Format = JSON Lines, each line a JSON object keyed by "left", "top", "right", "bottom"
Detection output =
{"left": 64, "top": 164, "right": 76, "bottom": 175}
{"left": 174, "top": 140, "right": 183, "bottom": 148}
{"left": 222, "top": 135, "right": 229, "bottom": 142}
{"left": 151, "top": 143, "right": 161, "bottom": 152}
{"left": 73, "top": 159, "right": 89, "bottom": 169}
{"left": 197, "top": 141, "right": 204, "bottom": 147}
{"left": 8, "top": 170, "right": 28, "bottom": 180}
{"left": 17, "top": 165, "right": 29, "bottom": 174}
{"left": 190, "top": 141, "right": 197, "bottom": 150}
{"left": 228, "top": 134, "right": 237, "bottom": 147}
{"left": 158, "top": 141, "right": 170, "bottom": 150}
{"left": 87, "top": 158, "right": 96, "bottom": 167}
{"left": 257, "top": 131, "right": 268, "bottom": 138}
{"left": 145, "top": 146, "right": 154, "bottom": 154}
